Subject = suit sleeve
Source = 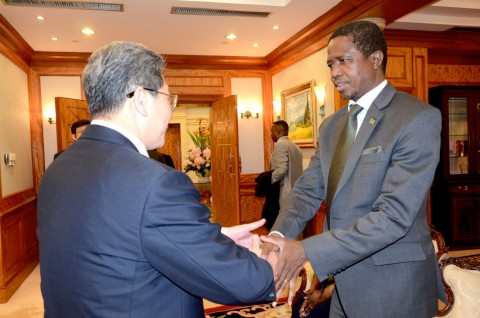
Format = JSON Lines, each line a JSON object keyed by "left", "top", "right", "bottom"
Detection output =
{"left": 139, "top": 171, "right": 275, "bottom": 305}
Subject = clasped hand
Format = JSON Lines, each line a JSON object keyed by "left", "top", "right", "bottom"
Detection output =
{"left": 260, "top": 234, "right": 308, "bottom": 306}
{"left": 221, "top": 220, "right": 308, "bottom": 306}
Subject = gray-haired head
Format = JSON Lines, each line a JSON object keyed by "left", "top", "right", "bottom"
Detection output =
{"left": 82, "top": 41, "right": 166, "bottom": 118}
{"left": 329, "top": 20, "right": 387, "bottom": 73}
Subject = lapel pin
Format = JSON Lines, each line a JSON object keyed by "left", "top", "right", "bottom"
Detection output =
{"left": 369, "top": 118, "right": 376, "bottom": 125}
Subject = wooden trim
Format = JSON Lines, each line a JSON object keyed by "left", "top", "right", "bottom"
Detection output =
{"left": 30, "top": 51, "right": 90, "bottom": 69}
{"left": 164, "top": 54, "right": 269, "bottom": 70}
{"left": 0, "top": 189, "right": 36, "bottom": 212}
{"left": 0, "top": 14, "right": 32, "bottom": 72}
{"left": 429, "top": 64, "right": 480, "bottom": 87}
{"left": 267, "top": 0, "right": 438, "bottom": 75}
{"left": 413, "top": 48, "right": 428, "bottom": 102}
{"left": 28, "top": 69, "right": 44, "bottom": 192}
{"left": 385, "top": 29, "right": 480, "bottom": 52}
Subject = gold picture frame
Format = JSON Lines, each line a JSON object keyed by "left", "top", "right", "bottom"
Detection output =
{"left": 281, "top": 80, "right": 317, "bottom": 148}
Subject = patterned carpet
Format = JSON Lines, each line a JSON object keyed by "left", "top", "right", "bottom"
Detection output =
{"left": 206, "top": 302, "right": 291, "bottom": 318}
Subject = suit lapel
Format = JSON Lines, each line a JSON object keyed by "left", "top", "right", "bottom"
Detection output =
{"left": 331, "top": 84, "right": 395, "bottom": 202}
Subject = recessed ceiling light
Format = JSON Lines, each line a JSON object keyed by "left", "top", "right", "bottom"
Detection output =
{"left": 81, "top": 28, "right": 95, "bottom": 35}
{"left": 51, "top": 37, "right": 58, "bottom": 41}
{"left": 37, "top": 15, "right": 45, "bottom": 20}
{"left": 273, "top": 25, "right": 279, "bottom": 30}
{"left": 225, "top": 33, "right": 238, "bottom": 40}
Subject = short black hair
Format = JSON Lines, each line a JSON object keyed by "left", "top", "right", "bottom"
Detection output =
{"left": 71, "top": 119, "right": 91, "bottom": 134}
{"left": 329, "top": 20, "right": 387, "bottom": 73}
{"left": 273, "top": 120, "right": 289, "bottom": 132}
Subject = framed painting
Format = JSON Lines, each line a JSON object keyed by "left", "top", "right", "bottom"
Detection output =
{"left": 281, "top": 80, "right": 317, "bottom": 148}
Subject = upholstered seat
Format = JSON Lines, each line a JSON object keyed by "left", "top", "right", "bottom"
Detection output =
{"left": 435, "top": 254, "right": 480, "bottom": 317}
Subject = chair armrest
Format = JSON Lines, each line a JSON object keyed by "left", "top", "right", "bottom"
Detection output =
{"left": 436, "top": 254, "right": 480, "bottom": 317}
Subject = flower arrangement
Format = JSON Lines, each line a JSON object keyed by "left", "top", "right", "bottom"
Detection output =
{"left": 183, "top": 118, "right": 212, "bottom": 177}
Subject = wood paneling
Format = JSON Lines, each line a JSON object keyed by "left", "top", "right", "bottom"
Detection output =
{"left": 429, "top": 65, "right": 480, "bottom": 87}
{"left": 0, "top": 195, "right": 38, "bottom": 303}
{"left": 386, "top": 47, "right": 413, "bottom": 88}
{"left": 267, "top": 0, "right": 438, "bottom": 75}
{"left": 28, "top": 69, "right": 45, "bottom": 191}
{"left": 160, "top": 123, "right": 182, "bottom": 170}
{"left": 239, "top": 174, "right": 264, "bottom": 224}
{"left": 163, "top": 54, "right": 268, "bottom": 70}
{"left": 55, "top": 97, "right": 89, "bottom": 152}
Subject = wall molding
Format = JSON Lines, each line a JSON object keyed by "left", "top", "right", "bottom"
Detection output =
{"left": 429, "top": 64, "right": 480, "bottom": 86}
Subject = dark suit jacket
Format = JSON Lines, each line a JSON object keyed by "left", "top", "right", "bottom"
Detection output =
{"left": 38, "top": 124, "right": 275, "bottom": 318}
{"left": 273, "top": 84, "right": 443, "bottom": 317}
{"left": 148, "top": 149, "right": 175, "bottom": 168}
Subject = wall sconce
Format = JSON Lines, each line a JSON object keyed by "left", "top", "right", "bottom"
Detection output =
{"left": 44, "top": 109, "right": 56, "bottom": 124}
{"left": 240, "top": 110, "right": 259, "bottom": 119}
{"left": 314, "top": 85, "right": 326, "bottom": 117}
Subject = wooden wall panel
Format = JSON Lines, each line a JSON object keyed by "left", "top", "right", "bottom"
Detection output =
{"left": 413, "top": 48, "right": 428, "bottom": 102}
{"left": 386, "top": 47, "right": 413, "bottom": 88}
{"left": 239, "top": 174, "right": 265, "bottom": 232}
{"left": 0, "top": 196, "right": 38, "bottom": 303}
{"left": 429, "top": 64, "right": 480, "bottom": 87}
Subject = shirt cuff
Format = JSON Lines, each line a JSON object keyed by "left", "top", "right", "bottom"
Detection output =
{"left": 269, "top": 231, "right": 284, "bottom": 238}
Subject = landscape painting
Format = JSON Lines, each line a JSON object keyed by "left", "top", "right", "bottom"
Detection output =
{"left": 281, "top": 81, "right": 317, "bottom": 147}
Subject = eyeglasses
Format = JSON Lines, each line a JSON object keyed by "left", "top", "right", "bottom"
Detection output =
{"left": 127, "top": 88, "right": 178, "bottom": 111}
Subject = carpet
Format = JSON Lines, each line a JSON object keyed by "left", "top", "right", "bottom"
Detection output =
{"left": 206, "top": 302, "right": 291, "bottom": 318}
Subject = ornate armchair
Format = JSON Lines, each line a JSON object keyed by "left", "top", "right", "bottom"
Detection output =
{"left": 435, "top": 254, "right": 480, "bottom": 317}
{"left": 431, "top": 225, "right": 480, "bottom": 317}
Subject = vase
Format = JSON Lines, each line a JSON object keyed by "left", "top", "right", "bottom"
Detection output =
{"left": 195, "top": 170, "right": 211, "bottom": 183}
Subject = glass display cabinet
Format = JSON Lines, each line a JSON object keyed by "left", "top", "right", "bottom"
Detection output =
{"left": 430, "top": 86, "right": 480, "bottom": 249}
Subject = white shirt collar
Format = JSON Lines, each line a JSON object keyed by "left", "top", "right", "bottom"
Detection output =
{"left": 349, "top": 79, "right": 388, "bottom": 111}
{"left": 90, "top": 120, "right": 149, "bottom": 157}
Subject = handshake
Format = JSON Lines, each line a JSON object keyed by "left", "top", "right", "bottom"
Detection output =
{"left": 221, "top": 219, "right": 308, "bottom": 305}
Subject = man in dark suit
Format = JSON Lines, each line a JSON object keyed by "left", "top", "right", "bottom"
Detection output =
{"left": 261, "top": 20, "right": 444, "bottom": 317}
{"left": 37, "top": 41, "right": 276, "bottom": 317}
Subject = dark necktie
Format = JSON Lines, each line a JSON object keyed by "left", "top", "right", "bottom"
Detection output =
{"left": 326, "top": 104, "right": 363, "bottom": 228}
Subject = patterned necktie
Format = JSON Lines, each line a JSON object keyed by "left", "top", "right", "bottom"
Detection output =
{"left": 326, "top": 104, "right": 363, "bottom": 228}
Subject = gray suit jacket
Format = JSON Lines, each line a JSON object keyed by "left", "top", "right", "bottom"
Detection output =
{"left": 270, "top": 137, "right": 303, "bottom": 207}
{"left": 272, "top": 83, "right": 443, "bottom": 318}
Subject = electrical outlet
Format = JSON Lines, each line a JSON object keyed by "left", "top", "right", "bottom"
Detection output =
{"left": 4, "top": 152, "right": 16, "bottom": 166}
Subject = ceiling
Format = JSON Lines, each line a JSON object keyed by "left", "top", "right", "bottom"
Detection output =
{"left": 0, "top": 0, "right": 479, "bottom": 57}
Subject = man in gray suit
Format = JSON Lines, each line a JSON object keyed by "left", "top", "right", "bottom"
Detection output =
{"left": 261, "top": 20, "right": 444, "bottom": 317}
{"left": 270, "top": 120, "right": 303, "bottom": 208}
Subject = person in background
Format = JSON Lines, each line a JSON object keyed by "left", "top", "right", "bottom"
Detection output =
{"left": 261, "top": 20, "right": 444, "bottom": 318}
{"left": 291, "top": 275, "right": 333, "bottom": 318}
{"left": 258, "top": 120, "right": 303, "bottom": 230}
{"left": 148, "top": 149, "right": 175, "bottom": 168}
{"left": 53, "top": 119, "right": 90, "bottom": 159}
{"left": 38, "top": 41, "right": 277, "bottom": 318}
